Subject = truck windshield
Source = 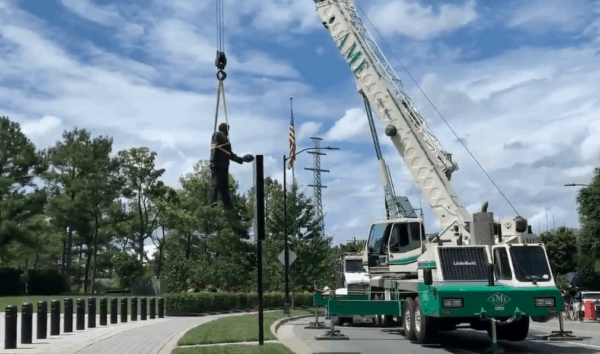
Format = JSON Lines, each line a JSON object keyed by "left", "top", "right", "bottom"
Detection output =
{"left": 345, "top": 260, "right": 364, "bottom": 273}
{"left": 509, "top": 246, "right": 552, "bottom": 282}
{"left": 583, "top": 293, "right": 600, "bottom": 301}
{"left": 368, "top": 223, "right": 390, "bottom": 253}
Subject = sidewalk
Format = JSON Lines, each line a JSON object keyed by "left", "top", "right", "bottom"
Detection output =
{"left": 0, "top": 312, "right": 247, "bottom": 354}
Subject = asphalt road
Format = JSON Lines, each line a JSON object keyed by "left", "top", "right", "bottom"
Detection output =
{"left": 280, "top": 316, "right": 600, "bottom": 353}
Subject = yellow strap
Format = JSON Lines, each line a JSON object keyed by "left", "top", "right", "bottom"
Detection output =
{"left": 211, "top": 143, "right": 231, "bottom": 156}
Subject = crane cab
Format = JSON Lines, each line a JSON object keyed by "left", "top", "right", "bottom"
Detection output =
{"left": 364, "top": 218, "right": 426, "bottom": 276}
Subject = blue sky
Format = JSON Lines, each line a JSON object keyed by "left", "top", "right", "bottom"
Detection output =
{"left": 1, "top": 0, "right": 600, "bottom": 254}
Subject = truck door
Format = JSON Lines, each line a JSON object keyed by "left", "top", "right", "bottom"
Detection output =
{"left": 388, "top": 221, "right": 423, "bottom": 264}
{"left": 366, "top": 223, "right": 392, "bottom": 267}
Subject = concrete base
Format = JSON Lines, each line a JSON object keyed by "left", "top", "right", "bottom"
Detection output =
{"left": 315, "top": 335, "right": 350, "bottom": 340}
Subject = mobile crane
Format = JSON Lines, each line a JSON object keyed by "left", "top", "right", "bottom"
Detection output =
{"left": 311, "top": 0, "right": 564, "bottom": 346}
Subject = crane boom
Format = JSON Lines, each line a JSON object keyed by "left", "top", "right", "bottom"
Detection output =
{"left": 314, "top": 0, "right": 472, "bottom": 243}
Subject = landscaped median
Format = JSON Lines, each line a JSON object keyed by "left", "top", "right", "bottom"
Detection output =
{"left": 171, "top": 308, "right": 324, "bottom": 354}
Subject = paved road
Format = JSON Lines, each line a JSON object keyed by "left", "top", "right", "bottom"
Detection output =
{"left": 278, "top": 317, "right": 600, "bottom": 353}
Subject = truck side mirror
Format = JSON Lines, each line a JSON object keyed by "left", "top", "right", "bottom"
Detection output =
{"left": 424, "top": 268, "right": 433, "bottom": 286}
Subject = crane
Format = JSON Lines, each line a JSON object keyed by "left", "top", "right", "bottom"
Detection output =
{"left": 313, "top": 0, "right": 531, "bottom": 245}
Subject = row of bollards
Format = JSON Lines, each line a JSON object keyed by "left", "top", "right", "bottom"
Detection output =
{"left": 4, "top": 297, "right": 165, "bottom": 349}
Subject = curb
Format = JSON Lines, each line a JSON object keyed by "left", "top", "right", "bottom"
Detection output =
{"left": 270, "top": 314, "right": 315, "bottom": 338}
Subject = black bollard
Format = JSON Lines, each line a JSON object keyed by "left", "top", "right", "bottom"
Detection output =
{"left": 51, "top": 300, "right": 61, "bottom": 335}
{"left": 5, "top": 305, "right": 17, "bottom": 349}
{"left": 88, "top": 297, "right": 96, "bottom": 328}
{"left": 150, "top": 298, "right": 156, "bottom": 319}
{"left": 76, "top": 299, "right": 85, "bottom": 330}
{"left": 64, "top": 298, "right": 73, "bottom": 333}
{"left": 131, "top": 297, "right": 137, "bottom": 321}
{"left": 120, "top": 298, "right": 127, "bottom": 323}
{"left": 110, "top": 298, "right": 118, "bottom": 324}
{"left": 158, "top": 298, "right": 164, "bottom": 318}
{"left": 140, "top": 298, "right": 147, "bottom": 320}
{"left": 37, "top": 301, "right": 47, "bottom": 339}
{"left": 100, "top": 298, "right": 107, "bottom": 326}
{"left": 22, "top": 303, "right": 33, "bottom": 344}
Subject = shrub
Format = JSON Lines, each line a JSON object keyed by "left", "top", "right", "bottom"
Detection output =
{"left": 27, "top": 269, "right": 67, "bottom": 295}
{"left": 0, "top": 268, "right": 23, "bottom": 296}
{"left": 164, "top": 291, "right": 315, "bottom": 315}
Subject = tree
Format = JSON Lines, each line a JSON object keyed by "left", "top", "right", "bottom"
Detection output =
{"left": 540, "top": 227, "right": 578, "bottom": 276}
{"left": 44, "top": 128, "right": 99, "bottom": 275}
{"left": 0, "top": 117, "right": 47, "bottom": 254}
{"left": 117, "top": 147, "right": 165, "bottom": 263}
{"left": 576, "top": 166, "right": 600, "bottom": 287}
{"left": 260, "top": 180, "right": 335, "bottom": 291}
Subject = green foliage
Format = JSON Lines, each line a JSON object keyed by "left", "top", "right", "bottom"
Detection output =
{"left": 540, "top": 227, "right": 578, "bottom": 276}
{"left": 164, "top": 291, "right": 313, "bottom": 314}
{"left": 0, "top": 117, "right": 48, "bottom": 251}
{"left": 576, "top": 166, "right": 600, "bottom": 288}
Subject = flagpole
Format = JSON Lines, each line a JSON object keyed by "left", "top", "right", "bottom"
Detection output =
{"left": 290, "top": 96, "right": 296, "bottom": 184}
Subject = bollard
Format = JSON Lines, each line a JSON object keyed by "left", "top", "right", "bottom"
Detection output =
{"left": 158, "top": 298, "right": 164, "bottom": 318}
{"left": 51, "top": 300, "right": 61, "bottom": 335}
{"left": 131, "top": 297, "right": 137, "bottom": 321}
{"left": 150, "top": 298, "right": 156, "bottom": 319}
{"left": 37, "top": 301, "right": 47, "bottom": 339}
{"left": 140, "top": 298, "right": 147, "bottom": 320}
{"left": 88, "top": 297, "right": 96, "bottom": 328}
{"left": 76, "top": 299, "right": 85, "bottom": 330}
{"left": 64, "top": 298, "right": 73, "bottom": 333}
{"left": 22, "top": 303, "right": 33, "bottom": 344}
{"left": 5, "top": 305, "right": 17, "bottom": 349}
{"left": 120, "top": 298, "right": 127, "bottom": 323}
{"left": 100, "top": 298, "right": 107, "bottom": 326}
{"left": 110, "top": 298, "right": 118, "bottom": 324}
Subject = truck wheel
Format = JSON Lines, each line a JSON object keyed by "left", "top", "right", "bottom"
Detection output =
{"left": 403, "top": 297, "right": 417, "bottom": 341}
{"left": 414, "top": 298, "right": 438, "bottom": 344}
{"left": 504, "top": 316, "right": 530, "bottom": 341}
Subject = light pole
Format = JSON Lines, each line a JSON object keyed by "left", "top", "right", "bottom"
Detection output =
{"left": 283, "top": 146, "right": 339, "bottom": 313}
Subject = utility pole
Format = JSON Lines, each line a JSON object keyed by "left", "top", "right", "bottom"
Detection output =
{"left": 553, "top": 215, "right": 555, "bottom": 232}
{"left": 305, "top": 137, "right": 329, "bottom": 235}
{"left": 545, "top": 208, "right": 549, "bottom": 233}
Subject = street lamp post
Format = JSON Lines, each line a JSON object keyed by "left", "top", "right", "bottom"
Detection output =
{"left": 564, "top": 184, "right": 589, "bottom": 187}
{"left": 282, "top": 146, "right": 339, "bottom": 314}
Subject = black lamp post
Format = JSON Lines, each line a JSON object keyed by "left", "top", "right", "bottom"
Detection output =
{"left": 282, "top": 146, "right": 339, "bottom": 313}
{"left": 564, "top": 183, "right": 589, "bottom": 187}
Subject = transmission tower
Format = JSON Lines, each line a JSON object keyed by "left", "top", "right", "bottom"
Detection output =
{"left": 304, "top": 137, "right": 329, "bottom": 235}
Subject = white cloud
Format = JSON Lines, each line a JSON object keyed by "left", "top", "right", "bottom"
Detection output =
{"left": 298, "top": 122, "right": 322, "bottom": 141}
{"left": 324, "top": 108, "right": 370, "bottom": 142}
{"left": 507, "top": 0, "right": 593, "bottom": 33}
{"left": 61, "top": 0, "right": 122, "bottom": 26}
{"left": 369, "top": 0, "right": 477, "bottom": 40}
{"left": 581, "top": 119, "right": 600, "bottom": 162}
{"left": 20, "top": 116, "right": 62, "bottom": 137}
{"left": 563, "top": 165, "right": 596, "bottom": 179}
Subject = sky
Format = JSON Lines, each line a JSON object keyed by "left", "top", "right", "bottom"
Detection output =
{"left": 1, "top": 0, "right": 599, "bottom": 256}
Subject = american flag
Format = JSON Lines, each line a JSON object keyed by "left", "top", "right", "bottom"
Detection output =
{"left": 288, "top": 97, "right": 296, "bottom": 170}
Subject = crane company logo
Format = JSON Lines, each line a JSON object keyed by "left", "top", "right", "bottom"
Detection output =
{"left": 488, "top": 293, "right": 511, "bottom": 307}
{"left": 453, "top": 261, "right": 476, "bottom": 266}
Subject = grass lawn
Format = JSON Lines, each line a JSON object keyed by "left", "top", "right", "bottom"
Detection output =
{"left": 178, "top": 308, "right": 323, "bottom": 346}
{"left": 0, "top": 295, "right": 157, "bottom": 314}
{"left": 172, "top": 344, "right": 295, "bottom": 354}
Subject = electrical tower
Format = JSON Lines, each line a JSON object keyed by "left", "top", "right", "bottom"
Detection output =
{"left": 305, "top": 137, "right": 329, "bottom": 235}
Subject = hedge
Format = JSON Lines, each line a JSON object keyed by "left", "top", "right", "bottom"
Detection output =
{"left": 0, "top": 268, "right": 23, "bottom": 296}
{"left": 165, "top": 291, "right": 314, "bottom": 315}
{"left": 27, "top": 269, "right": 68, "bottom": 295}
